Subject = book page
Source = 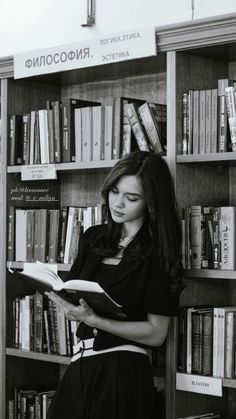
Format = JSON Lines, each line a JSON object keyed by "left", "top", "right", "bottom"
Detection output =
{"left": 21, "top": 262, "right": 63, "bottom": 290}
{"left": 64, "top": 279, "right": 122, "bottom": 307}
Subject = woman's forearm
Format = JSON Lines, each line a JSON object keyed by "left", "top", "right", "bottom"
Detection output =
{"left": 46, "top": 292, "right": 170, "bottom": 347}
{"left": 91, "top": 313, "right": 170, "bottom": 347}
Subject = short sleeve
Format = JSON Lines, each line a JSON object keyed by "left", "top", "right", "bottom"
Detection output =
{"left": 64, "top": 226, "right": 92, "bottom": 282}
{"left": 142, "top": 259, "right": 182, "bottom": 317}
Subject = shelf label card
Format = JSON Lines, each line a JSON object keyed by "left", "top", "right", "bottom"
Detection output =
{"left": 14, "top": 27, "right": 156, "bottom": 79}
{"left": 176, "top": 373, "right": 223, "bottom": 397}
{"left": 21, "top": 164, "right": 57, "bottom": 181}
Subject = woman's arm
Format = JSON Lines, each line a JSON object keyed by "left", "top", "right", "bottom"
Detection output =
{"left": 46, "top": 292, "right": 170, "bottom": 347}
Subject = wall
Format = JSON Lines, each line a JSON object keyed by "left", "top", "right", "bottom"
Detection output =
{"left": 0, "top": 0, "right": 235, "bottom": 58}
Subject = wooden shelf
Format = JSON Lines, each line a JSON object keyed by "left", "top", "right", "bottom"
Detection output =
{"left": 7, "top": 160, "right": 118, "bottom": 174}
{"left": 177, "top": 153, "right": 236, "bottom": 164}
{"left": 184, "top": 269, "right": 236, "bottom": 280}
{"left": 7, "top": 261, "right": 72, "bottom": 271}
{"left": 6, "top": 347, "right": 71, "bottom": 365}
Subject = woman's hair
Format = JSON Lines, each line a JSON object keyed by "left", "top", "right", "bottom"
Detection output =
{"left": 91, "top": 150, "right": 183, "bottom": 278}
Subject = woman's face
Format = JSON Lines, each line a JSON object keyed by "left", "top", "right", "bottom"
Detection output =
{"left": 108, "top": 175, "right": 146, "bottom": 227}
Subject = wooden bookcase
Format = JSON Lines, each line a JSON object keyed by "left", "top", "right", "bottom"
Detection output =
{"left": 1, "top": 12, "right": 236, "bottom": 419}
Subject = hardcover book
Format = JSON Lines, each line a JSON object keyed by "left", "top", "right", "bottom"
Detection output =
{"left": 138, "top": 101, "right": 167, "bottom": 154}
{"left": 125, "top": 102, "right": 151, "bottom": 152}
{"left": 20, "top": 262, "right": 127, "bottom": 320}
{"left": 62, "top": 98, "right": 100, "bottom": 162}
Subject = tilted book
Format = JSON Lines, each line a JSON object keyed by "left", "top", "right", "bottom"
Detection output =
{"left": 19, "top": 262, "right": 127, "bottom": 320}
{"left": 138, "top": 102, "right": 167, "bottom": 155}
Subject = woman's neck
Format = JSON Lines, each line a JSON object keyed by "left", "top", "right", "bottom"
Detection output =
{"left": 121, "top": 218, "right": 144, "bottom": 240}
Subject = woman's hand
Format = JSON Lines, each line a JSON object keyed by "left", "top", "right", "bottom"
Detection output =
{"left": 45, "top": 291, "right": 98, "bottom": 327}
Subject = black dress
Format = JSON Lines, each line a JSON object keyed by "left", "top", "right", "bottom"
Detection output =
{"left": 46, "top": 263, "right": 158, "bottom": 419}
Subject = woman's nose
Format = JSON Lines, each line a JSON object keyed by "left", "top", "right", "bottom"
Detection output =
{"left": 114, "top": 194, "right": 125, "bottom": 208}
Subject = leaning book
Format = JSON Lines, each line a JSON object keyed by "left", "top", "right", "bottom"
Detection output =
{"left": 19, "top": 262, "right": 127, "bottom": 320}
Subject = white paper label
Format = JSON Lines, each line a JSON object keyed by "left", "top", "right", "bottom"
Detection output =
{"left": 176, "top": 373, "right": 223, "bottom": 397}
{"left": 21, "top": 164, "right": 57, "bottom": 181}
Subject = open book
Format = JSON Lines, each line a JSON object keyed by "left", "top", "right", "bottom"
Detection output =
{"left": 20, "top": 262, "right": 127, "bottom": 320}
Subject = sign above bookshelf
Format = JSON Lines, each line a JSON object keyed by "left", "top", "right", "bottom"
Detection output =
{"left": 13, "top": 27, "right": 156, "bottom": 79}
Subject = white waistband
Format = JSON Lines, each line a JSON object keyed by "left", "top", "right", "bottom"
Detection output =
{"left": 71, "top": 338, "right": 148, "bottom": 363}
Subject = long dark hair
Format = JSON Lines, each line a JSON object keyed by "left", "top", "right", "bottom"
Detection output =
{"left": 91, "top": 151, "right": 182, "bottom": 277}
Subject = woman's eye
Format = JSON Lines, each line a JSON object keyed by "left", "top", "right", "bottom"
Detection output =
{"left": 111, "top": 187, "right": 118, "bottom": 194}
{"left": 127, "top": 196, "right": 138, "bottom": 202}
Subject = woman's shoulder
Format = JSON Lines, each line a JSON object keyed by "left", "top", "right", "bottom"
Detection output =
{"left": 83, "top": 223, "right": 107, "bottom": 242}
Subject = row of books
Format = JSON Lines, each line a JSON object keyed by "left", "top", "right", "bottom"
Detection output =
{"left": 8, "top": 388, "right": 55, "bottom": 419}
{"left": 182, "top": 78, "right": 236, "bottom": 155}
{"left": 178, "top": 305, "right": 236, "bottom": 379}
{"left": 8, "top": 96, "right": 167, "bottom": 166}
{"left": 182, "top": 205, "right": 236, "bottom": 270}
{"left": 9, "top": 291, "right": 79, "bottom": 356}
{"left": 7, "top": 204, "right": 106, "bottom": 264}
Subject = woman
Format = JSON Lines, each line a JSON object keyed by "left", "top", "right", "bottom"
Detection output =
{"left": 46, "top": 150, "right": 183, "bottom": 419}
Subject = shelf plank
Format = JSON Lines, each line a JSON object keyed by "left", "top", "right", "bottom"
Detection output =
{"left": 7, "top": 262, "right": 72, "bottom": 271}
{"left": 177, "top": 153, "right": 236, "bottom": 163}
{"left": 7, "top": 160, "right": 118, "bottom": 174}
{"left": 184, "top": 269, "right": 236, "bottom": 280}
{"left": 6, "top": 347, "right": 71, "bottom": 365}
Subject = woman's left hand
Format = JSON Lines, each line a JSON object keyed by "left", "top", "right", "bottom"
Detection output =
{"left": 45, "top": 291, "right": 97, "bottom": 326}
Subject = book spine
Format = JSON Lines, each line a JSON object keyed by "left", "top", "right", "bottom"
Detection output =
{"left": 212, "top": 307, "right": 220, "bottom": 377}
{"left": 52, "top": 101, "right": 62, "bottom": 163}
{"left": 62, "top": 99, "right": 77, "bottom": 162}
{"left": 192, "top": 90, "right": 200, "bottom": 154}
{"left": 210, "top": 207, "right": 221, "bottom": 269}
{"left": 187, "top": 90, "right": 194, "bottom": 155}
{"left": 7, "top": 206, "right": 15, "bottom": 262}
{"left": 182, "top": 92, "right": 188, "bottom": 154}
{"left": 205, "top": 89, "right": 212, "bottom": 154}
{"left": 22, "top": 114, "right": 31, "bottom": 165}
{"left": 38, "top": 109, "right": 50, "bottom": 164}
{"left": 224, "top": 311, "right": 235, "bottom": 378}
{"left": 225, "top": 86, "right": 236, "bottom": 152}
{"left": 26, "top": 209, "right": 35, "bottom": 262}
{"left": 34, "top": 111, "right": 41, "bottom": 164}
{"left": 104, "top": 105, "right": 113, "bottom": 160}
{"left": 138, "top": 102, "right": 165, "bottom": 154}
{"left": 190, "top": 205, "right": 202, "bottom": 269}
{"left": 125, "top": 103, "right": 150, "bottom": 152}
{"left": 112, "top": 97, "right": 121, "bottom": 159}
{"left": 211, "top": 89, "right": 218, "bottom": 154}
{"left": 48, "top": 209, "right": 60, "bottom": 263}
{"left": 15, "top": 209, "right": 27, "bottom": 262}
{"left": 74, "top": 108, "right": 82, "bottom": 162}
{"left": 81, "top": 107, "right": 92, "bottom": 161}
{"left": 33, "top": 291, "right": 43, "bottom": 352}
{"left": 201, "top": 311, "right": 213, "bottom": 376}
{"left": 47, "top": 108, "right": 55, "bottom": 163}
{"left": 199, "top": 90, "right": 206, "bottom": 154}
{"left": 38, "top": 209, "right": 48, "bottom": 262}
{"left": 8, "top": 115, "right": 21, "bottom": 166}
{"left": 191, "top": 311, "right": 203, "bottom": 374}
{"left": 220, "top": 206, "right": 236, "bottom": 270}
{"left": 47, "top": 299, "right": 57, "bottom": 353}
{"left": 29, "top": 110, "right": 36, "bottom": 165}
{"left": 58, "top": 208, "right": 68, "bottom": 263}
{"left": 92, "top": 106, "right": 104, "bottom": 161}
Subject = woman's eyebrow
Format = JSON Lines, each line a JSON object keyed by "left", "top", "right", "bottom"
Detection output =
{"left": 125, "top": 192, "right": 142, "bottom": 197}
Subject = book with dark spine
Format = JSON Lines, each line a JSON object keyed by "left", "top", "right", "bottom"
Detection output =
{"left": 138, "top": 101, "right": 167, "bottom": 154}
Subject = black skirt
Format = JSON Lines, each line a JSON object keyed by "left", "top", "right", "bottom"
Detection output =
{"left": 46, "top": 351, "right": 158, "bottom": 419}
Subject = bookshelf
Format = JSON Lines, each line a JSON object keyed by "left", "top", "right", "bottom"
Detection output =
{"left": 1, "top": 12, "right": 236, "bottom": 419}
{"left": 171, "top": 15, "right": 236, "bottom": 419}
